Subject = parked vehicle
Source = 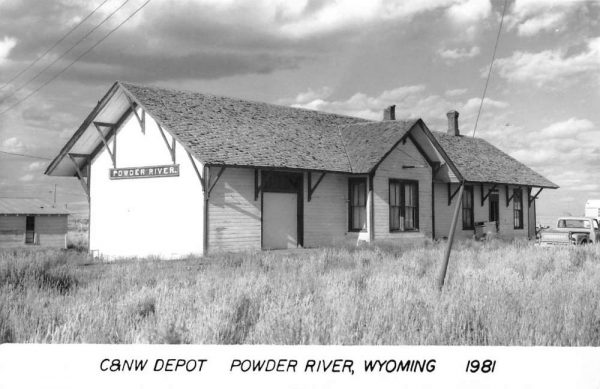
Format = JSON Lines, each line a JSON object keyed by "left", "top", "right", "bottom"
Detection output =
{"left": 585, "top": 200, "right": 600, "bottom": 223}
{"left": 538, "top": 217, "right": 599, "bottom": 246}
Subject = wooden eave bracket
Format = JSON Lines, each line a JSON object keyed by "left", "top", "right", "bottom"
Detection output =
{"left": 505, "top": 185, "right": 521, "bottom": 207}
{"left": 254, "top": 170, "right": 274, "bottom": 201}
{"left": 125, "top": 94, "right": 145, "bottom": 134}
{"left": 206, "top": 166, "right": 225, "bottom": 198}
{"left": 447, "top": 182, "right": 462, "bottom": 206}
{"left": 157, "top": 124, "right": 177, "bottom": 164}
{"left": 308, "top": 172, "right": 326, "bottom": 202}
{"left": 187, "top": 151, "right": 205, "bottom": 193}
{"left": 93, "top": 121, "right": 116, "bottom": 167}
{"left": 480, "top": 183, "right": 498, "bottom": 206}
{"left": 67, "top": 153, "right": 90, "bottom": 197}
{"left": 529, "top": 187, "right": 543, "bottom": 206}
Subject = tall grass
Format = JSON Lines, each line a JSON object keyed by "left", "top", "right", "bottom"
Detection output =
{"left": 1, "top": 241, "right": 600, "bottom": 345}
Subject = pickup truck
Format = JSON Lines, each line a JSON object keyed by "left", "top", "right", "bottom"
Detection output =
{"left": 538, "top": 217, "right": 600, "bottom": 246}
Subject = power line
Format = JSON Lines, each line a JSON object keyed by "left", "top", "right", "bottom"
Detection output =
{"left": 0, "top": 0, "right": 131, "bottom": 105}
{"left": 472, "top": 0, "right": 508, "bottom": 138}
{"left": 0, "top": 149, "right": 52, "bottom": 160}
{"left": 0, "top": 0, "right": 151, "bottom": 117}
{"left": 0, "top": 0, "right": 110, "bottom": 92}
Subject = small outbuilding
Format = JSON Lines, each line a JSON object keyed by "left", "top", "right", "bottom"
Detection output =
{"left": 45, "top": 82, "right": 557, "bottom": 259}
{"left": 0, "top": 198, "right": 69, "bottom": 248}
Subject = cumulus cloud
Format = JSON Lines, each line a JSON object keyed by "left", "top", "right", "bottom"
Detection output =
{"left": 446, "top": 0, "right": 492, "bottom": 24}
{"left": 1, "top": 137, "right": 25, "bottom": 153}
{"left": 438, "top": 46, "right": 480, "bottom": 62}
{"left": 27, "top": 161, "right": 45, "bottom": 171}
{"left": 19, "top": 174, "right": 34, "bottom": 182}
{"left": 0, "top": 36, "right": 16, "bottom": 64}
{"left": 509, "top": 0, "right": 592, "bottom": 36}
{"left": 493, "top": 37, "right": 600, "bottom": 86}
{"left": 462, "top": 97, "right": 509, "bottom": 112}
{"left": 285, "top": 84, "right": 507, "bottom": 133}
{"left": 445, "top": 88, "right": 467, "bottom": 97}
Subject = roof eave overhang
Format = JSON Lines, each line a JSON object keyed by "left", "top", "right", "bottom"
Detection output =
{"left": 462, "top": 180, "right": 559, "bottom": 190}
{"left": 45, "top": 81, "right": 122, "bottom": 176}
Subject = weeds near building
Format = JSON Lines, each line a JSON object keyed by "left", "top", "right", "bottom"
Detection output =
{"left": 1, "top": 241, "right": 600, "bottom": 345}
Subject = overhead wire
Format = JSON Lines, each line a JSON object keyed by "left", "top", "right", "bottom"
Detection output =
{"left": 0, "top": 0, "right": 151, "bottom": 118}
{"left": 0, "top": 0, "right": 111, "bottom": 91}
{"left": 0, "top": 149, "right": 52, "bottom": 160}
{"left": 0, "top": 0, "right": 132, "bottom": 105}
{"left": 0, "top": 0, "right": 152, "bottom": 160}
{"left": 472, "top": 0, "right": 508, "bottom": 138}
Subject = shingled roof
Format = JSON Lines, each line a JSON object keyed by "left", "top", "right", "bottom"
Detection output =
{"left": 431, "top": 131, "right": 558, "bottom": 188}
{"left": 47, "top": 81, "right": 557, "bottom": 189}
{"left": 121, "top": 82, "right": 373, "bottom": 173}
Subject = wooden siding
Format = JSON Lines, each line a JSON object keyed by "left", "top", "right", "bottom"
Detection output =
{"left": 0, "top": 216, "right": 25, "bottom": 246}
{"left": 35, "top": 216, "right": 68, "bottom": 248}
{"left": 373, "top": 138, "right": 432, "bottom": 240}
{"left": 434, "top": 183, "right": 529, "bottom": 240}
{"left": 0, "top": 215, "right": 67, "bottom": 248}
{"left": 303, "top": 172, "right": 350, "bottom": 246}
{"left": 208, "top": 167, "right": 261, "bottom": 252}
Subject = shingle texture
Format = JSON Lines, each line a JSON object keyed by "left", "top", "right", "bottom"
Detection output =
{"left": 121, "top": 82, "right": 370, "bottom": 173}
{"left": 432, "top": 131, "right": 558, "bottom": 188}
{"left": 118, "top": 82, "right": 556, "bottom": 187}
{"left": 0, "top": 198, "right": 69, "bottom": 215}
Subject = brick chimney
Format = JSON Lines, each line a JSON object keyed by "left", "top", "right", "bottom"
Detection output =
{"left": 383, "top": 105, "right": 396, "bottom": 121}
{"left": 447, "top": 110, "right": 459, "bottom": 136}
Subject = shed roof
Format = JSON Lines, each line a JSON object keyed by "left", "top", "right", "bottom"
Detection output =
{"left": 431, "top": 131, "right": 558, "bottom": 188}
{"left": 0, "top": 198, "right": 69, "bottom": 215}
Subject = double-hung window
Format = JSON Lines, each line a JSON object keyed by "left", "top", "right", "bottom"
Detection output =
{"left": 389, "top": 180, "right": 419, "bottom": 232}
{"left": 513, "top": 188, "right": 523, "bottom": 229}
{"left": 348, "top": 178, "right": 367, "bottom": 231}
{"left": 462, "top": 185, "right": 474, "bottom": 230}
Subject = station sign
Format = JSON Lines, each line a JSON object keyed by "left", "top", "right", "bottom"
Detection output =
{"left": 109, "top": 164, "right": 180, "bottom": 180}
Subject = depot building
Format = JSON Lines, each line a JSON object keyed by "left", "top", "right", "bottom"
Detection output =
{"left": 45, "top": 82, "right": 557, "bottom": 259}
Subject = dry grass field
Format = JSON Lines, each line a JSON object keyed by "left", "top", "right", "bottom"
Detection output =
{"left": 1, "top": 240, "right": 600, "bottom": 345}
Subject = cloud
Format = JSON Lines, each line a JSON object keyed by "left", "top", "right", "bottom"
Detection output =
{"left": 438, "top": 46, "right": 480, "bottom": 61}
{"left": 445, "top": 88, "right": 467, "bottom": 97}
{"left": 509, "top": 0, "right": 591, "bottom": 36}
{"left": 285, "top": 84, "right": 507, "bottom": 133}
{"left": 0, "top": 36, "right": 16, "bottom": 64}
{"left": 462, "top": 97, "right": 509, "bottom": 113}
{"left": 1, "top": 137, "right": 25, "bottom": 152}
{"left": 493, "top": 37, "right": 600, "bottom": 86}
{"left": 516, "top": 11, "right": 564, "bottom": 36}
{"left": 19, "top": 174, "right": 34, "bottom": 182}
{"left": 27, "top": 161, "right": 45, "bottom": 171}
{"left": 538, "top": 118, "right": 595, "bottom": 139}
{"left": 446, "top": 0, "right": 492, "bottom": 24}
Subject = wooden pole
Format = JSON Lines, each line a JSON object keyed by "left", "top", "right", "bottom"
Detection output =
{"left": 437, "top": 181, "right": 464, "bottom": 291}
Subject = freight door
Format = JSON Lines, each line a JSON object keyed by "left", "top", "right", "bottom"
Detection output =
{"left": 262, "top": 192, "right": 298, "bottom": 249}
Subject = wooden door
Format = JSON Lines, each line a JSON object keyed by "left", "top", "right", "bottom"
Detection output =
{"left": 25, "top": 216, "right": 35, "bottom": 244}
{"left": 262, "top": 192, "right": 298, "bottom": 249}
{"left": 489, "top": 191, "right": 499, "bottom": 230}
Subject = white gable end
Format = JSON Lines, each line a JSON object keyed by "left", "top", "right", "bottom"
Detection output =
{"left": 90, "top": 109, "right": 205, "bottom": 259}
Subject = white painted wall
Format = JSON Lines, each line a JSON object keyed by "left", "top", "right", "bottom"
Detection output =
{"left": 89, "top": 110, "right": 205, "bottom": 259}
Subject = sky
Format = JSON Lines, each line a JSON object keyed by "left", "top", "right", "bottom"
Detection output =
{"left": 0, "top": 0, "right": 599, "bottom": 220}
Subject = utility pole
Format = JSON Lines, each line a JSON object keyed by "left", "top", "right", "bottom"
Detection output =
{"left": 437, "top": 181, "right": 464, "bottom": 291}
